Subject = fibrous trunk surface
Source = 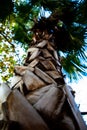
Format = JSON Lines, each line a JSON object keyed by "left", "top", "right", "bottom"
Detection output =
{"left": 0, "top": 31, "right": 87, "bottom": 130}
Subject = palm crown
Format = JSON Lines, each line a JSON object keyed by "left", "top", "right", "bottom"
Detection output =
{"left": 0, "top": 0, "right": 87, "bottom": 81}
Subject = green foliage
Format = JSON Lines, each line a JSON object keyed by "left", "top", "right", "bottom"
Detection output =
{"left": 0, "top": 0, "right": 87, "bottom": 82}
{"left": 61, "top": 52, "right": 87, "bottom": 81}
{"left": 0, "top": 42, "right": 16, "bottom": 81}
{"left": 76, "top": 0, "right": 87, "bottom": 25}
{"left": 0, "top": 0, "right": 14, "bottom": 21}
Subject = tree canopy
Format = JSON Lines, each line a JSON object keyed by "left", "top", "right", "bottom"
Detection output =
{"left": 0, "top": 0, "right": 87, "bottom": 82}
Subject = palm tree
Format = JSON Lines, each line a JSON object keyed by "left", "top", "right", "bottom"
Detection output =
{"left": 7, "top": 0, "right": 87, "bottom": 80}
{"left": 0, "top": 0, "right": 87, "bottom": 130}
{"left": 10, "top": 12, "right": 86, "bottom": 129}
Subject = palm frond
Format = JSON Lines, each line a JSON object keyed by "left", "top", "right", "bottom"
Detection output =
{"left": 61, "top": 50, "right": 87, "bottom": 81}
{"left": 76, "top": 0, "right": 87, "bottom": 25}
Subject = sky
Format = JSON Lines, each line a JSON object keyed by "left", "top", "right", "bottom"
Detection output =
{"left": 68, "top": 76, "right": 87, "bottom": 124}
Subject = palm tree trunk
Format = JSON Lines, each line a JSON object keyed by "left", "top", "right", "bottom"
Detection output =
{"left": 1, "top": 34, "right": 87, "bottom": 130}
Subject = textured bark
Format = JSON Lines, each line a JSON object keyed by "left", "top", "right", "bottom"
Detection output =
{"left": 0, "top": 37, "right": 87, "bottom": 129}
{"left": 2, "top": 90, "right": 49, "bottom": 130}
